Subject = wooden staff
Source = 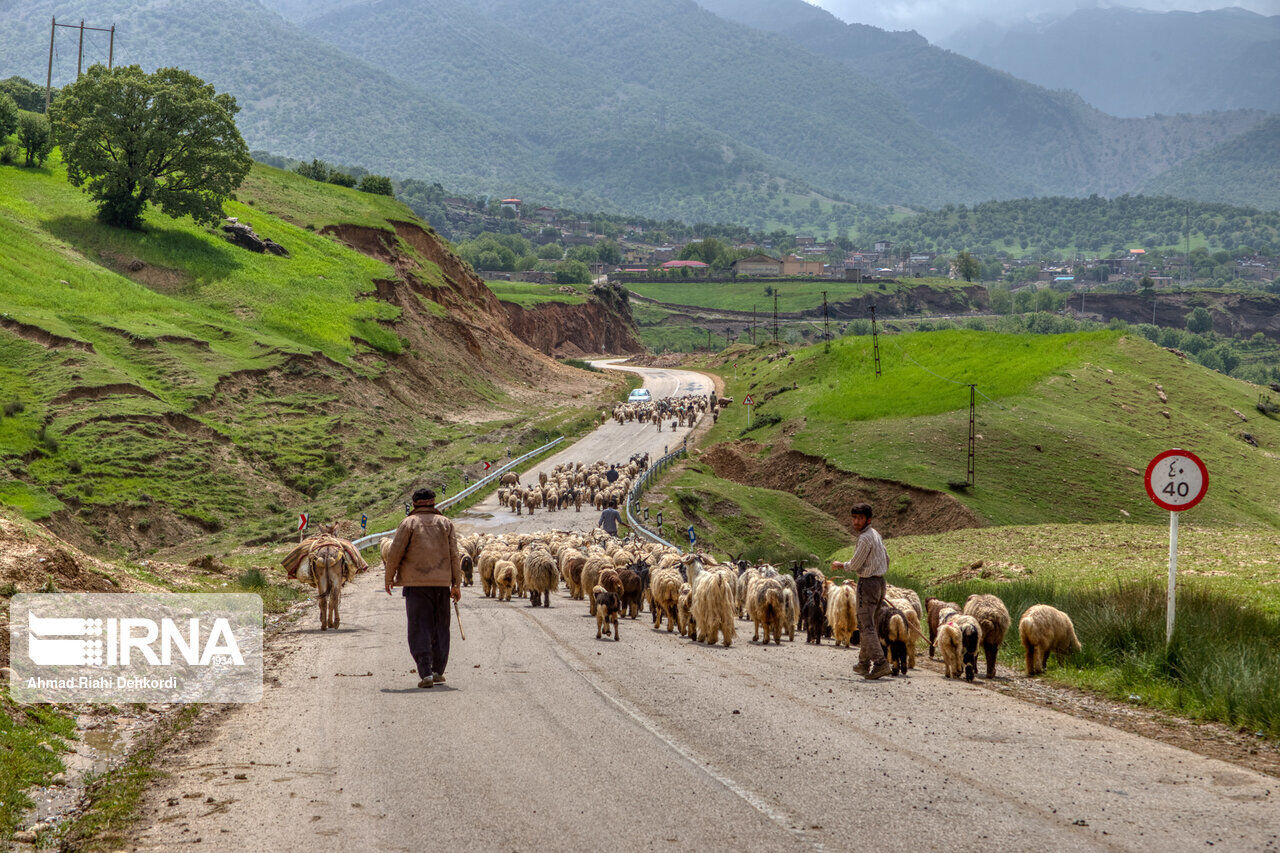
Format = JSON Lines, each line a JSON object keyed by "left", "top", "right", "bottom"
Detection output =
{"left": 453, "top": 599, "right": 466, "bottom": 641}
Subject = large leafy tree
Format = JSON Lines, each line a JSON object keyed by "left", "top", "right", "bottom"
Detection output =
{"left": 50, "top": 65, "right": 250, "bottom": 229}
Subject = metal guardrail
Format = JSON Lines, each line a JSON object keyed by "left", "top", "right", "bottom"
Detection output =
{"left": 625, "top": 444, "right": 687, "bottom": 550}
{"left": 351, "top": 435, "right": 565, "bottom": 550}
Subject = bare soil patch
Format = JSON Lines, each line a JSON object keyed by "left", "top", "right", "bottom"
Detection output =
{"left": 700, "top": 439, "right": 983, "bottom": 538}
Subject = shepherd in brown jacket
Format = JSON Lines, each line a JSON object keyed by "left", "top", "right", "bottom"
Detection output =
{"left": 383, "top": 488, "right": 463, "bottom": 688}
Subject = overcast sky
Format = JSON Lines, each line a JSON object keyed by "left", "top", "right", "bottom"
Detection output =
{"left": 808, "top": 0, "right": 1280, "bottom": 40}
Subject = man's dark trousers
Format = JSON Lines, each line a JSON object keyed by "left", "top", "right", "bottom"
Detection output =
{"left": 404, "top": 586, "right": 450, "bottom": 679}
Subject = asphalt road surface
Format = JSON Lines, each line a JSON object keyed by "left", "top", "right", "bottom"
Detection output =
{"left": 131, "top": 577, "right": 1280, "bottom": 851}
{"left": 455, "top": 360, "right": 712, "bottom": 537}
{"left": 127, "top": 362, "right": 1280, "bottom": 851}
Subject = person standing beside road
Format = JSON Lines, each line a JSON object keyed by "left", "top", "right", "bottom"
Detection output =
{"left": 597, "top": 498, "right": 629, "bottom": 538}
{"left": 383, "top": 488, "right": 463, "bottom": 689}
{"left": 831, "top": 502, "right": 891, "bottom": 681}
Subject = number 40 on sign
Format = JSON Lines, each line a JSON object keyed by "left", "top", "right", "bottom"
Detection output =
{"left": 1144, "top": 449, "right": 1208, "bottom": 644}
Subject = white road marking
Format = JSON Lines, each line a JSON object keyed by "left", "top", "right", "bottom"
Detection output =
{"left": 521, "top": 609, "right": 826, "bottom": 851}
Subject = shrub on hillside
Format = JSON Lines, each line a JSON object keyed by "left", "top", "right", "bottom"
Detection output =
{"left": 327, "top": 170, "right": 356, "bottom": 188}
{"left": 358, "top": 174, "right": 393, "bottom": 196}
{"left": 16, "top": 112, "right": 52, "bottom": 167}
{"left": 0, "top": 91, "right": 17, "bottom": 140}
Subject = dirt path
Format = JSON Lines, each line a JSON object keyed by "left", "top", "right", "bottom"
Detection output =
{"left": 128, "top": 573, "right": 1280, "bottom": 851}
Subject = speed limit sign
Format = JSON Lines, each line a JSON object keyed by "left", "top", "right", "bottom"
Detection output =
{"left": 1144, "top": 448, "right": 1208, "bottom": 644}
{"left": 1144, "top": 449, "right": 1208, "bottom": 512}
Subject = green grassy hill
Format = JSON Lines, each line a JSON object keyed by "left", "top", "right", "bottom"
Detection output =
{"left": 677, "top": 330, "right": 1280, "bottom": 530}
{"left": 0, "top": 152, "right": 615, "bottom": 554}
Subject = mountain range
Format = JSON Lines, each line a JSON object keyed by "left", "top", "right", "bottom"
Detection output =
{"left": 944, "top": 7, "right": 1280, "bottom": 119}
{"left": 1, "top": 0, "right": 1275, "bottom": 223}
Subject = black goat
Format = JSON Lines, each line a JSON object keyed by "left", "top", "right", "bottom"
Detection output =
{"left": 802, "top": 586, "right": 827, "bottom": 645}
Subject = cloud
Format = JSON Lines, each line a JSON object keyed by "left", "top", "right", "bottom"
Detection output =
{"left": 809, "top": 0, "right": 1280, "bottom": 40}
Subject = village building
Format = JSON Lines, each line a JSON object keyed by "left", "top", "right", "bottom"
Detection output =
{"left": 781, "top": 254, "right": 824, "bottom": 276}
{"left": 732, "top": 254, "right": 784, "bottom": 276}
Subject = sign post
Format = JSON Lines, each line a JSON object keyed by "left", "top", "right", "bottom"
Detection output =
{"left": 297, "top": 512, "right": 309, "bottom": 543}
{"left": 687, "top": 525, "right": 696, "bottom": 547}
{"left": 743, "top": 394, "right": 755, "bottom": 429}
{"left": 360, "top": 513, "right": 367, "bottom": 533}
{"left": 1144, "top": 449, "right": 1208, "bottom": 643}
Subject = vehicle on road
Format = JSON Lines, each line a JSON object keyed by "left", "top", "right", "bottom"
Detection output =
{"left": 628, "top": 388, "right": 652, "bottom": 403}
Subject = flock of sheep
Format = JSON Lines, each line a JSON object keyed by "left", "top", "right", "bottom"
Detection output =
{"left": 609, "top": 393, "right": 714, "bottom": 432}
{"left": 456, "top": 527, "right": 1082, "bottom": 678}
{"left": 495, "top": 456, "right": 648, "bottom": 516}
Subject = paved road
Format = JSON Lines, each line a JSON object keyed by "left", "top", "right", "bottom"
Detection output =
{"left": 454, "top": 360, "right": 712, "bottom": 537}
{"left": 131, "top": 575, "right": 1280, "bottom": 851}
{"left": 126, "top": 361, "right": 1280, "bottom": 851}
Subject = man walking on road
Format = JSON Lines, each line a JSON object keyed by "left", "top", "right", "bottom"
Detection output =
{"left": 383, "top": 488, "right": 463, "bottom": 688}
{"left": 831, "top": 502, "right": 891, "bottom": 680}
{"left": 598, "top": 498, "right": 629, "bottom": 538}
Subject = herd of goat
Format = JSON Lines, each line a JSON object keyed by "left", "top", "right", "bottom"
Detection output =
{"left": 457, "top": 528, "right": 1082, "bottom": 678}
{"left": 609, "top": 394, "right": 717, "bottom": 432}
{"left": 495, "top": 456, "right": 649, "bottom": 516}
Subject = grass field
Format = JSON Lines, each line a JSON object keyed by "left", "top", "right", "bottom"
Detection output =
{"left": 484, "top": 280, "right": 586, "bottom": 307}
{"left": 627, "top": 277, "right": 961, "bottom": 314}
{"left": 875, "top": 524, "right": 1280, "bottom": 737}
{"left": 0, "top": 152, "right": 626, "bottom": 553}
{"left": 695, "top": 330, "right": 1280, "bottom": 527}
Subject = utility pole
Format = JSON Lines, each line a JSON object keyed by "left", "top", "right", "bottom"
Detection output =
{"left": 724, "top": 329, "right": 731, "bottom": 349}
{"left": 751, "top": 304, "right": 757, "bottom": 345}
{"left": 870, "top": 305, "right": 881, "bottom": 378}
{"left": 1184, "top": 205, "right": 1191, "bottom": 288}
{"left": 967, "top": 385, "right": 976, "bottom": 487}
{"left": 45, "top": 17, "right": 55, "bottom": 113}
{"left": 47, "top": 17, "right": 117, "bottom": 111}
{"left": 822, "top": 290, "right": 830, "bottom": 352}
{"left": 772, "top": 292, "right": 779, "bottom": 344}
{"left": 706, "top": 328, "right": 711, "bottom": 351}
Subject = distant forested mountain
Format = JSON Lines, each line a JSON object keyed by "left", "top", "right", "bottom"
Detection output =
{"left": 944, "top": 7, "right": 1280, "bottom": 118}
{"left": 300, "top": 0, "right": 1026, "bottom": 210}
{"left": 698, "top": 0, "right": 1268, "bottom": 198}
{"left": 0, "top": 0, "right": 548, "bottom": 194}
{"left": 1141, "top": 116, "right": 1280, "bottom": 212}
{"left": 1, "top": 0, "right": 1273, "bottom": 227}
{"left": 863, "top": 196, "right": 1280, "bottom": 256}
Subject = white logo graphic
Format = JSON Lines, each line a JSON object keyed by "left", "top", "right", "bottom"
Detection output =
{"left": 9, "top": 594, "right": 262, "bottom": 704}
{"left": 27, "top": 614, "right": 105, "bottom": 666}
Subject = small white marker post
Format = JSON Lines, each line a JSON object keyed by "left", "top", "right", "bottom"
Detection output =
{"left": 1143, "top": 449, "right": 1208, "bottom": 644}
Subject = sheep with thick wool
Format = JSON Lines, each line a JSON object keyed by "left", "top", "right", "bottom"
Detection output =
{"left": 886, "top": 596, "right": 922, "bottom": 669}
{"left": 878, "top": 603, "right": 913, "bottom": 676}
{"left": 650, "top": 567, "right": 683, "bottom": 633}
{"left": 963, "top": 593, "right": 1011, "bottom": 679}
{"left": 524, "top": 547, "right": 559, "bottom": 607}
{"left": 493, "top": 559, "right": 517, "bottom": 602}
{"left": 581, "top": 554, "right": 614, "bottom": 616}
{"left": 559, "top": 549, "right": 587, "bottom": 599}
{"left": 747, "top": 576, "right": 788, "bottom": 645}
{"left": 677, "top": 582, "right": 695, "bottom": 637}
{"left": 938, "top": 613, "right": 982, "bottom": 681}
{"left": 925, "top": 597, "right": 960, "bottom": 659}
{"left": 1019, "top": 604, "right": 1082, "bottom": 676}
{"left": 690, "top": 569, "right": 737, "bottom": 647}
{"left": 826, "top": 582, "right": 858, "bottom": 648}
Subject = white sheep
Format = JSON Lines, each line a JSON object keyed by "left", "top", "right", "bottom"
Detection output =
{"left": 938, "top": 613, "right": 982, "bottom": 681}
{"left": 1019, "top": 604, "right": 1082, "bottom": 676}
{"left": 690, "top": 569, "right": 737, "bottom": 647}
{"left": 826, "top": 582, "right": 858, "bottom": 648}
{"left": 963, "top": 593, "right": 1011, "bottom": 679}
